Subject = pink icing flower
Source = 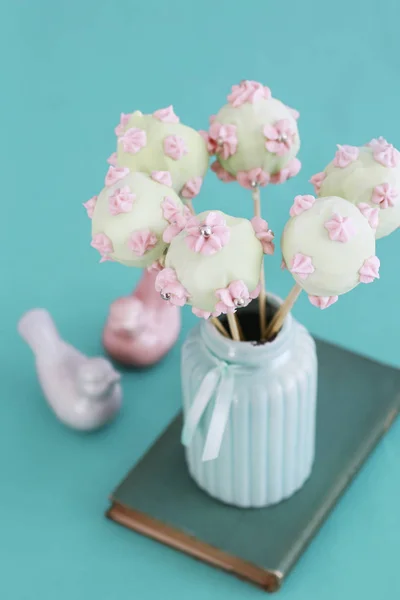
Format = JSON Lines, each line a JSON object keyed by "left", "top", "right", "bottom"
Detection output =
{"left": 155, "top": 268, "right": 189, "bottom": 307}
{"left": 309, "top": 171, "right": 326, "bottom": 194}
{"left": 105, "top": 166, "right": 130, "bottom": 187}
{"left": 114, "top": 113, "right": 131, "bottom": 136}
{"left": 215, "top": 280, "right": 251, "bottom": 314}
{"left": 199, "top": 130, "right": 217, "bottom": 155}
{"left": 181, "top": 177, "right": 203, "bottom": 199}
{"left": 119, "top": 127, "right": 147, "bottom": 154}
{"left": 163, "top": 212, "right": 187, "bottom": 243}
{"left": 208, "top": 122, "right": 238, "bottom": 159}
{"left": 237, "top": 168, "right": 270, "bottom": 189}
{"left": 250, "top": 282, "right": 261, "bottom": 299}
{"left": 251, "top": 216, "right": 275, "bottom": 255}
{"left": 287, "top": 106, "right": 300, "bottom": 120}
{"left": 289, "top": 194, "right": 316, "bottom": 217}
{"left": 227, "top": 80, "right": 271, "bottom": 107}
{"left": 291, "top": 253, "right": 315, "bottom": 279}
{"left": 147, "top": 260, "right": 163, "bottom": 273}
{"left": 185, "top": 212, "right": 230, "bottom": 256}
{"left": 371, "top": 183, "right": 398, "bottom": 209}
{"left": 153, "top": 105, "right": 179, "bottom": 123}
{"left": 151, "top": 171, "right": 173, "bottom": 187}
{"left": 128, "top": 229, "right": 158, "bottom": 256}
{"left": 264, "top": 120, "right": 295, "bottom": 156}
{"left": 358, "top": 203, "right": 379, "bottom": 229}
{"left": 91, "top": 233, "right": 114, "bottom": 262}
{"left": 192, "top": 307, "right": 212, "bottom": 319}
{"left": 324, "top": 213, "right": 357, "bottom": 243}
{"left": 270, "top": 158, "right": 302, "bottom": 184}
{"left": 107, "top": 152, "right": 117, "bottom": 166}
{"left": 83, "top": 196, "right": 97, "bottom": 219}
{"left": 109, "top": 186, "right": 135, "bottom": 215}
{"left": 211, "top": 161, "right": 236, "bottom": 183}
{"left": 281, "top": 257, "right": 287, "bottom": 270}
{"left": 333, "top": 144, "right": 359, "bottom": 168}
{"left": 368, "top": 137, "right": 400, "bottom": 168}
{"left": 359, "top": 256, "right": 380, "bottom": 284}
{"left": 163, "top": 135, "right": 188, "bottom": 160}
{"left": 308, "top": 295, "right": 338, "bottom": 309}
{"left": 161, "top": 196, "right": 180, "bottom": 221}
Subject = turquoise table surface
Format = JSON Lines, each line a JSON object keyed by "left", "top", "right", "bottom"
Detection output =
{"left": 2, "top": 1, "right": 400, "bottom": 598}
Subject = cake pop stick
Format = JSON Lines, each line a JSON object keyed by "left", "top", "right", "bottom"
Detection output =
{"left": 267, "top": 194, "right": 380, "bottom": 339}
{"left": 251, "top": 185, "right": 267, "bottom": 336}
{"left": 227, "top": 313, "right": 241, "bottom": 341}
{"left": 310, "top": 139, "right": 400, "bottom": 239}
{"left": 264, "top": 283, "right": 302, "bottom": 339}
{"left": 211, "top": 317, "right": 229, "bottom": 338}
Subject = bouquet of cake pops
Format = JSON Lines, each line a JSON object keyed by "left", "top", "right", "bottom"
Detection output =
{"left": 84, "top": 79, "right": 398, "bottom": 344}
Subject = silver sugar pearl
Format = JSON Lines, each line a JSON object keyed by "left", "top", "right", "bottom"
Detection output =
{"left": 250, "top": 180, "right": 258, "bottom": 188}
{"left": 234, "top": 297, "right": 245, "bottom": 308}
{"left": 217, "top": 137, "right": 224, "bottom": 145}
{"left": 160, "top": 291, "right": 171, "bottom": 301}
{"left": 279, "top": 133, "right": 288, "bottom": 142}
{"left": 200, "top": 225, "right": 212, "bottom": 238}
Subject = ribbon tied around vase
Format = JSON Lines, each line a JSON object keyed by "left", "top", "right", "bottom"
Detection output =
{"left": 181, "top": 360, "right": 246, "bottom": 462}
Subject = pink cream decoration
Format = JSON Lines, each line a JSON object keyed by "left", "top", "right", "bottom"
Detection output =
{"left": 357, "top": 203, "right": 379, "bottom": 229}
{"left": 83, "top": 196, "right": 97, "bottom": 219}
{"left": 151, "top": 171, "right": 173, "bottom": 187}
{"left": 199, "top": 130, "right": 217, "bottom": 155}
{"left": 309, "top": 171, "right": 326, "bottom": 194}
{"left": 215, "top": 280, "right": 251, "bottom": 314}
{"left": 105, "top": 166, "right": 130, "bottom": 187}
{"left": 185, "top": 212, "right": 230, "bottom": 256}
{"left": 291, "top": 253, "right": 315, "bottom": 280}
{"left": 368, "top": 137, "right": 400, "bottom": 168}
{"left": 91, "top": 233, "right": 114, "bottom": 262}
{"left": 359, "top": 256, "right": 380, "bottom": 284}
{"left": 289, "top": 194, "right": 316, "bottom": 217}
{"left": 128, "top": 229, "right": 158, "bottom": 257}
{"left": 250, "top": 282, "right": 261, "bottom": 299}
{"left": 163, "top": 213, "right": 187, "bottom": 243}
{"left": 251, "top": 216, "right": 275, "bottom": 255}
{"left": 371, "top": 182, "right": 398, "bottom": 209}
{"left": 208, "top": 122, "right": 238, "bottom": 160}
{"left": 308, "top": 295, "right": 338, "bottom": 309}
{"left": 163, "top": 135, "right": 188, "bottom": 160}
{"left": 270, "top": 157, "right": 302, "bottom": 184}
{"left": 107, "top": 152, "right": 118, "bottom": 166}
{"left": 281, "top": 257, "right": 287, "bottom": 270}
{"left": 147, "top": 260, "right": 164, "bottom": 273}
{"left": 119, "top": 127, "right": 147, "bottom": 154}
{"left": 264, "top": 119, "right": 295, "bottom": 156}
{"left": 155, "top": 268, "right": 189, "bottom": 307}
{"left": 324, "top": 213, "right": 357, "bottom": 243}
{"left": 237, "top": 168, "right": 270, "bottom": 189}
{"left": 227, "top": 80, "right": 271, "bottom": 107}
{"left": 153, "top": 105, "right": 180, "bottom": 123}
{"left": 287, "top": 106, "right": 300, "bottom": 120}
{"left": 211, "top": 161, "right": 236, "bottom": 183}
{"left": 161, "top": 196, "right": 180, "bottom": 221}
{"left": 114, "top": 113, "right": 131, "bottom": 137}
{"left": 333, "top": 144, "right": 359, "bottom": 168}
{"left": 109, "top": 186, "right": 135, "bottom": 215}
{"left": 181, "top": 177, "right": 203, "bottom": 199}
{"left": 192, "top": 307, "right": 212, "bottom": 319}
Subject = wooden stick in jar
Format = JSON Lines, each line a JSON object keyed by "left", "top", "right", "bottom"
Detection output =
{"left": 264, "top": 283, "right": 302, "bottom": 340}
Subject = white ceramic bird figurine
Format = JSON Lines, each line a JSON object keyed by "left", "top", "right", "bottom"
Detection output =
{"left": 18, "top": 309, "right": 122, "bottom": 431}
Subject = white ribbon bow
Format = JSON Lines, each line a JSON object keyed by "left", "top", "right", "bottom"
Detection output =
{"left": 181, "top": 362, "right": 236, "bottom": 462}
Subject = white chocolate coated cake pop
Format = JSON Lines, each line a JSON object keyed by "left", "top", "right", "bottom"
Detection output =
{"left": 281, "top": 195, "right": 379, "bottom": 308}
{"left": 310, "top": 139, "right": 400, "bottom": 239}
{"left": 204, "top": 80, "right": 301, "bottom": 188}
{"left": 114, "top": 107, "right": 209, "bottom": 202}
{"left": 88, "top": 170, "right": 186, "bottom": 268}
{"left": 157, "top": 211, "right": 270, "bottom": 316}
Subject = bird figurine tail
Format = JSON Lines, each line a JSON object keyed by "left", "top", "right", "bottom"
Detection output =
{"left": 18, "top": 308, "right": 62, "bottom": 359}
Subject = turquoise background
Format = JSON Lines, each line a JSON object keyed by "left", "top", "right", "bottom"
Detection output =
{"left": 2, "top": 0, "right": 400, "bottom": 598}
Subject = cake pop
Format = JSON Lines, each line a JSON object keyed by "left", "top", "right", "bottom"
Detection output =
{"left": 281, "top": 195, "right": 379, "bottom": 306}
{"left": 205, "top": 80, "right": 301, "bottom": 186}
{"left": 89, "top": 170, "right": 186, "bottom": 268}
{"left": 310, "top": 139, "right": 400, "bottom": 239}
{"left": 156, "top": 211, "right": 266, "bottom": 317}
{"left": 114, "top": 107, "right": 209, "bottom": 202}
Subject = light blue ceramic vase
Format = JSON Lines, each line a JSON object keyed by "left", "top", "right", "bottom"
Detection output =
{"left": 181, "top": 296, "right": 318, "bottom": 508}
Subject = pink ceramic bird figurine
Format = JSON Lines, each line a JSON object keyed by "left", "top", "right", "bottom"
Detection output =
{"left": 18, "top": 309, "right": 122, "bottom": 431}
{"left": 102, "top": 268, "right": 181, "bottom": 366}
